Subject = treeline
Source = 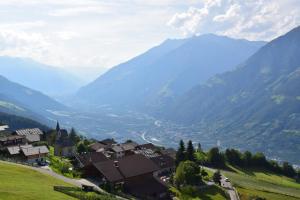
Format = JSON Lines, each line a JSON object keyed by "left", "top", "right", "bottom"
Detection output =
{"left": 175, "top": 140, "right": 300, "bottom": 180}
{"left": 0, "top": 112, "right": 49, "bottom": 131}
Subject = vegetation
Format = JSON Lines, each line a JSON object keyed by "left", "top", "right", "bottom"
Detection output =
{"left": 174, "top": 160, "right": 202, "bottom": 187}
{"left": 54, "top": 186, "right": 118, "bottom": 200}
{"left": 0, "top": 161, "right": 76, "bottom": 200}
{"left": 48, "top": 147, "right": 81, "bottom": 178}
{"left": 170, "top": 185, "right": 227, "bottom": 200}
{"left": 222, "top": 166, "right": 300, "bottom": 200}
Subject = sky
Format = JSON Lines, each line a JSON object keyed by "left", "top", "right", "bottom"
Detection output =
{"left": 0, "top": 0, "right": 299, "bottom": 80}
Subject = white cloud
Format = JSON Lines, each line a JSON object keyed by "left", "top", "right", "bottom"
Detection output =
{"left": 168, "top": 0, "right": 300, "bottom": 41}
{"left": 0, "top": 0, "right": 299, "bottom": 81}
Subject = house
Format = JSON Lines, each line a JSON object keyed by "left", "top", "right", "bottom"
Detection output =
{"left": 89, "top": 142, "right": 108, "bottom": 152}
{"left": 110, "top": 141, "right": 138, "bottom": 158}
{"left": 7, "top": 144, "right": 33, "bottom": 156}
{"left": 160, "top": 148, "right": 176, "bottom": 160}
{"left": 0, "top": 125, "right": 9, "bottom": 131}
{"left": 151, "top": 154, "right": 175, "bottom": 176}
{"left": 0, "top": 135, "right": 26, "bottom": 149}
{"left": 21, "top": 145, "right": 49, "bottom": 163}
{"left": 54, "top": 122, "right": 76, "bottom": 157}
{"left": 76, "top": 152, "right": 108, "bottom": 176}
{"left": 15, "top": 128, "right": 43, "bottom": 143}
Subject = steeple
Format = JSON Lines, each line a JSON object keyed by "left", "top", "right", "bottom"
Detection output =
{"left": 56, "top": 121, "right": 61, "bottom": 141}
{"left": 56, "top": 121, "right": 60, "bottom": 132}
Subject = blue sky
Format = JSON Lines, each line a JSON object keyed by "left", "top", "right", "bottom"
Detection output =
{"left": 0, "top": 0, "right": 299, "bottom": 79}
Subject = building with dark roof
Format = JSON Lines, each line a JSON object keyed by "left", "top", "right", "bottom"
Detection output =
{"left": 0, "top": 135, "right": 25, "bottom": 149}
{"left": 151, "top": 154, "right": 175, "bottom": 176}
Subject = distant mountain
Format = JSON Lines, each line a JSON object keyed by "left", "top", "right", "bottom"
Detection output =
{"left": 165, "top": 26, "right": 300, "bottom": 164}
{"left": 0, "top": 56, "right": 83, "bottom": 97}
{"left": 0, "top": 75, "right": 68, "bottom": 125}
{"left": 77, "top": 34, "right": 265, "bottom": 110}
{"left": 0, "top": 112, "right": 49, "bottom": 132}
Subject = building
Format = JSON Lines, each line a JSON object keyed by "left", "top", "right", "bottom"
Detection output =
{"left": 54, "top": 122, "right": 76, "bottom": 157}
{"left": 0, "top": 135, "right": 26, "bottom": 150}
{"left": 151, "top": 154, "right": 175, "bottom": 176}
{"left": 21, "top": 145, "right": 49, "bottom": 163}
{"left": 15, "top": 128, "right": 43, "bottom": 143}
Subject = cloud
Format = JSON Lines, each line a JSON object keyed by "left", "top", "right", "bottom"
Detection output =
{"left": 167, "top": 0, "right": 300, "bottom": 40}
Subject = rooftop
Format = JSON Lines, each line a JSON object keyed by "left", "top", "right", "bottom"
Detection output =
{"left": 7, "top": 145, "right": 33, "bottom": 155}
{"left": 21, "top": 146, "right": 49, "bottom": 156}
{"left": 15, "top": 128, "right": 43, "bottom": 136}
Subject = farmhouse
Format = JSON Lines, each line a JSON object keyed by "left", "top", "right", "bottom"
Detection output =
{"left": 15, "top": 128, "right": 43, "bottom": 143}
{"left": 0, "top": 135, "right": 26, "bottom": 149}
{"left": 21, "top": 145, "right": 49, "bottom": 163}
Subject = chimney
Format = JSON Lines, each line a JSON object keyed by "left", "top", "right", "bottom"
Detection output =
{"left": 114, "top": 160, "right": 119, "bottom": 168}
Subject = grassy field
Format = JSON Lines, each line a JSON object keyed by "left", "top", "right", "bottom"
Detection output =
{"left": 170, "top": 185, "right": 228, "bottom": 200}
{"left": 222, "top": 166, "right": 300, "bottom": 200}
{"left": 0, "top": 161, "right": 76, "bottom": 200}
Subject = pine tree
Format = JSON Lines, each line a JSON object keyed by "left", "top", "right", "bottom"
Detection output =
{"left": 186, "top": 140, "right": 195, "bottom": 161}
{"left": 175, "top": 140, "right": 186, "bottom": 166}
{"left": 197, "top": 143, "right": 202, "bottom": 152}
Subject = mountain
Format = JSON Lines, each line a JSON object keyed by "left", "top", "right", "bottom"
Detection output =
{"left": 0, "top": 112, "right": 49, "bottom": 132}
{"left": 0, "top": 75, "right": 68, "bottom": 125}
{"left": 0, "top": 56, "right": 83, "bottom": 97}
{"left": 77, "top": 34, "right": 265, "bottom": 110}
{"left": 165, "top": 26, "right": 300, "bottom": 164}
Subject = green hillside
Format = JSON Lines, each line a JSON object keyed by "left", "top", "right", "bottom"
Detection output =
{"left": 222, "top": 166, "right": 300, "bottom": 200}
{"left": 0, "top": 162, "right": 76, "bottom": 200}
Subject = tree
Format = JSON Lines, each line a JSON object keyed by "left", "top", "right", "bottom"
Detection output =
{"left": 70, "top": 128, "right": 80, "bottom": 144}
{"left": 186, "top": 140, "right": 195, "bottom": 161}
{"left": 225, "top": 149, "right": 242, "bottom": 166}
{"left": 77, "top": 142, "right": 88, "bottom": 154}
{"left": 197, "top": 143, "right": 202, "bottom": 152}
{"left": 176, "top": 140, "right": 186, "bottom": 166}
{"left": 207, "top": 147, "right": 225, "bottom": 167}
{"left": 174, "top": 161, "right": 201, "bottom": 187}
{"left": 242, "top": 151, "right": 252, "bottom": 167}
{"left": 252, "top": 152, "right": 267, "bottom": 167}
{"left": 213, "top": 170, "right": 222, "bottom": 185}
{"left": 282, "top": 162, "right": 296, "bottom": 177}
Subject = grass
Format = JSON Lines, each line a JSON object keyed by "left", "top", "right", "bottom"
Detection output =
{"left": 170, "top": 185, "right": 228, "bottom": 200}
{"left": 0, "top": 161, "right": 76, "bottom": 200}
{"left": 222, "top": 165, "right": 300, "bottom": 200}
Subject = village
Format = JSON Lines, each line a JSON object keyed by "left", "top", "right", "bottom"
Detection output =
{"left": 0, "top": 122, "right": 176, "bottom": 200}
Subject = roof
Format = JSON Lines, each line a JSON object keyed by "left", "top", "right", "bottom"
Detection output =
{"left": 121, "top": 142, "right": 138, "bottom": 151}
{"left": 117, "top": 154, "right": 159, "bottom": 178}
{"left": 89, "top": 142, "right": 107, "bottom": 151}
{"left": 137, "top": 143, "right": 158, "bottom": 151}
{"left": 93, "top": 160, "right": 124, "bottom": 183}
{"left": 161, "top": 148, "right": 176, "bottom": 159}
{"left": 78, "top": 152, "right": 108, "bottom": 167}
{"left": 0, "top": 135, "right": 24, "bottom": 142}
{"left": 134, "top": 148, "right": 160, "bottom": 158}
{"left": 25, "top": 134, "right": 40, "bottom": 143}
{"left": 151, "top": 154, "right": 175, "bottom": 169}
{"left": 21, "top": 146, "right": 49, "bottom": 156}
{"left": 111, "top": 145, "right": 123, "bottom": 153}
{"left": 15, "top": 128, "right": 43, "bottom": 136}
{"left": 93, "top": 154, "right": 160, "bottom": 183}
{"left": 7, "top": 145, "right": 32, "bottom": 155}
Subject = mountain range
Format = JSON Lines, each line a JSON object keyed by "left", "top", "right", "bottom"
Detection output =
{"left": 77, "top": 34, "right": 265, "bottom": 111}
{"left": 0, "top": 75, "right": 67, "bottom": 125}
{"left": 0, "top": 56, "right": 83, "bottom": 97}
{"left": 163, "top": 26, "right": 300, "bottom": 163}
